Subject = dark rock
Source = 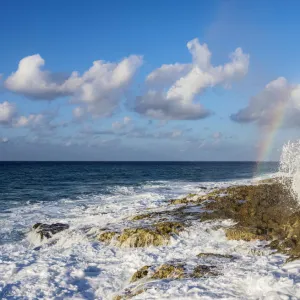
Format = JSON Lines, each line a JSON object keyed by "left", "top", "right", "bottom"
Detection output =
{"left": 192, "top": 264, "right": 219, "bottom": 278}
{"left": 32, "top": 223, "right": 69, "bottom": 240}
{"left": 197, "top": 252, "right": 236, "bottom": 260}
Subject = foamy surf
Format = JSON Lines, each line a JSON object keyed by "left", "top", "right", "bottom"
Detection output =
{"left": 1, "top": 156, "right": 299, "bottom": 299}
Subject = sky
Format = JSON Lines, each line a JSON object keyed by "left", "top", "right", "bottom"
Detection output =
{"left": 1, "top": 0, "right": 300, "bottom": 161}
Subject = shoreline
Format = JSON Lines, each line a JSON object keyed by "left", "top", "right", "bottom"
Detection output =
{"left": 28, "top": 176, "right": 300, "bottom": 299}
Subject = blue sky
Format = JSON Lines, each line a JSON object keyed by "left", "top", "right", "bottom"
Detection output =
{"left": 1, "top": 0, "right": 300, "bottom": 161}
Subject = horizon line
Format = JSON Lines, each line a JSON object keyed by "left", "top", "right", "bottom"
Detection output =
{"left": 0, "top": 160, "right": 279, "bottom": 163}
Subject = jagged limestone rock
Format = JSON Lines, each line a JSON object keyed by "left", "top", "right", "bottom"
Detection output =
{"left": 98, "top": 231, "right": 117, "bottom": 243}
{"left": 197, "top": 182, "right": 300, "bottom": 260}
{"left": 98, "top": 222, "right": 184, "bottom": 248}
{"left": 130, "top": 263, "right": 218, "bottom": 282}
{"left": 170, "top": 193, "right": 202, "bottom": 205}
{"left": 108, "top": 180, "right": 300, "bottom": 261}
{"left": 151, "top": 264, "right": 185, "bottom": 280}
{"left": 225, "top": 227, "right": 268, "bottom": 242}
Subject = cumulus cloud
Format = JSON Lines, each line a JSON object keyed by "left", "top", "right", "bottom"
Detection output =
{"left": 135, "top": 38, "right": 249, "bottom": 120}
{"left": 73, "top": 56, "right": 143, "bottom": 117}
{"left": 146, "top": 63, "right": 192, "bottom": 87}
{"left": 5, "top": 55, "right": 74, "bottom": 100}
{"left": 0, "top": 101, "right": 57, "bottom": 130}
{"left": 5, "top": 54, "right": 143, "bottom": 117}
{"left": 0, "top": 101, "right": 16, "bottom": 125}
{"left": 231, "top": 77, "right": 300, "bottom": 127}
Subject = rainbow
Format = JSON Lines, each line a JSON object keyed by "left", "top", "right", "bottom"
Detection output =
{"left": 255, "top": 99, "right": 288, "bottom": 172}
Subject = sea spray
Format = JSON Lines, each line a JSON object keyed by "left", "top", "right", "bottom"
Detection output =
{"left": 279, "top": 140, "right": 300, "bottom": 204}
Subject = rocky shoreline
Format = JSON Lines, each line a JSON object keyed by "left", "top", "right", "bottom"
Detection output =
{"left": 31, "top": 177, "right": 300, "bottom": 299}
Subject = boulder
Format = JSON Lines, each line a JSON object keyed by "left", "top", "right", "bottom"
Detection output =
{"left": 32, "top": 223, "right": 69, "bottom": 240}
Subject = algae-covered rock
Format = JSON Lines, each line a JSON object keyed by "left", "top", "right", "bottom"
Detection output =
{"left": 192, "top": 265, "right": 219, "bottom": 278}
{"left": 118, "top": 222, "right": 183, "bottom": 247}
{"left": 98, "top": 222, "right": 184, "bottom": 248}
{"left": 155, "top": 221, "right": 183, "bottom": 235}
{"left": 106, "top": 180, "right": 300, "bottom": 257}
{"left": 130, "top": 266, "right": 150, "bottom": 282}
{"left": 118, "top": 262, "right": 219, "bottom": 298}
{"left": 118, "top": 228, "right": 167, "bottom": 247}
{"left": 98, "top": 231, "right": 117, "bottom": 243}
{"left": 170, "top": 193, "right": 201, "bottom": 205}
{"left": 170, "top": 198, "right": 192, "bottom": 205}
{"left": 131, "top": 213, "right": 153, "bottom": 221}
{"left": 130, "top": 262, "right": 218, "bottom": 283}
{"left": 151, "top": 263, "right": 185, "bottom": 280}
{"left": 200, "top": 182, "right": 300, "bottom": 258}
{"left": 225, "top": 227, "right": 267, "bottom": 242}
{"left": 197, "top": 252, "right": 235, "bottom": 260}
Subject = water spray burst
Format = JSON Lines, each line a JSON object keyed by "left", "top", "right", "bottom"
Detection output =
{"left": 279, "top": 140, "right": 300, "bottom": 203}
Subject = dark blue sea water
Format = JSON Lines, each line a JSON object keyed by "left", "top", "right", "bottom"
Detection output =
{"left": 1, "top": 161, "right": 278, "bottom": 212}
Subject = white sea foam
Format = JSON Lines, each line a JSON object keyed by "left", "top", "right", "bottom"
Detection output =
{"left": 279, "top": 139, "right": 300, "bottom": 204}
{"left": 1, "top": 175, "right": 299, "bottom": 299}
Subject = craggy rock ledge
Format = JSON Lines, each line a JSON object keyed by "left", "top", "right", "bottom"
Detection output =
{"left": 111, "top": 178, "right": 300, "bottom": 298}
{"left": 30, "top": 177, "right": 300, "bottom": 299}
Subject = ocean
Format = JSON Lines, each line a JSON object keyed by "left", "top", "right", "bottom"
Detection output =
{"left": 1, "top": 161, "right": 300, "bottom": 299}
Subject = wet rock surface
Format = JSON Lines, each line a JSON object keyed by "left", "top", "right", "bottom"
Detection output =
{"left": 31, "top": 178, "right": 300, "bottom": 298}
{"left": 100, "top": 180, "right": 300, "bottom": 259}
{"left": 146, "top": 263, "right": 218, "bottom": 280}
{"left": 115, "top": 262, "right": 220, "bottom": 299}
{"left": 32, "top": 223, "right": 70, "bottom": 240}
{"left": 98, "top": 221, "right": 184, "bottom": 247}
{"left": 183, "top": 181, "right": 300, "bottom": 260}
{"left": 197, "top": 252, "right": 236, "bottom": 260}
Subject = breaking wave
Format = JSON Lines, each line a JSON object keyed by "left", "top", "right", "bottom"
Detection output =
{"left": 279, "top": 140, "right": 300, "bottom": 204}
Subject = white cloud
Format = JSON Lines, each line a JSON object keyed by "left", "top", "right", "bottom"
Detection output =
{"left": 1, "top": 137, "right": 9, "bottom": 143}
{"left": 136, "top": 38, "right": 249, "bottom": 120}
{"left": 5, "top": 54, "right": 143, "bottom": 117}
{"left": 5, "top": 55, "right": 73, "bottom": 100}
{"left": 14, "top": 114, "right": 45, "bottom": 128}
{"left": 231, "top": 77, "right": 300, "bottom": 127}
{"left": 146, "top": 63, "right": 192, "bottom": 86}
{"left": 73, "top": 56, "right": 143, "bottom": 117}
{"left": 0, "top": 101, "right": 16, "bottom": 125}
